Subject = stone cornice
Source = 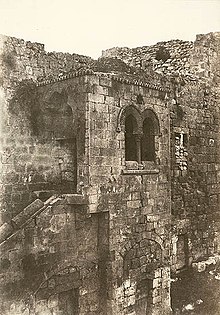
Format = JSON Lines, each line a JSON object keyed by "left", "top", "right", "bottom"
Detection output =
{"left": 36, "top": 70, "right": 171, "bottom": 92}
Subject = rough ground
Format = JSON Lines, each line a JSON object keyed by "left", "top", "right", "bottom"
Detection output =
{"left": 171, "top": 264, "right": 220, "bottom": 314}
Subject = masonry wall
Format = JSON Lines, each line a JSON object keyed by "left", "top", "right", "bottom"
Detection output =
{"left": 0, "top": 34, "right": 93, "bottom": 225}
{"left": 170, "top": 81, "right": 220, "bottom": 270}
{"left": 0, "top": 75, "right": 90, "bottom": 225}
{"left": 0, "top": 35, "right": 92, "bottom": 90}
{"left": 86, "top": 75, "right": 172, "bottom": 315}
{"left": 0, "top": 32, "right": 220, "bottom": 315}
{"left": 170, "top": 33, "right": 220, "bottom": 272}
{"left": 0, "top": 197, "right": 108, "bottom": 315}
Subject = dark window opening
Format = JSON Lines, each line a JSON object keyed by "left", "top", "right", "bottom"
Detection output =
{"left": 155, "top": 47, "right": 170, "bottom": 62}
{"left": 135, "top": 279, "right": 153, "bottom": 315}
{"left": 58, "top": 288, "right": 79, "bottom": 315}
{"left": 125, "top": 114, "right": 138, "bottom": 161}
{"left": 183, "top": 134, "right": 188, "bottom": 146}
{"left": 141, "top": 118, "right": 155, "bottom": 161}
{"left": 137, "top": 94, "right": 144, "bottom": 104}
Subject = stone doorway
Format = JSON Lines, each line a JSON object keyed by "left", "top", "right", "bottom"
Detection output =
{"left": 135, "top": 278, "right": 153, "bottom": 315}
{"left": 58, "top": 288, "right": 79, "bottom": 315}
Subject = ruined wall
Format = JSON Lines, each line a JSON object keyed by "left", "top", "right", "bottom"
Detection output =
{"left": 102, "top": 32, "right": 220, "bottom": 271}
{"left": 0, "top": 74, "right": 89, "bottom": 225}
{"left": 0, "top": 34, "right": 94, "bottom": 225}
{"left": 170, "top": 32, "right": 220, "bottom": 272}
{"left": 0, "top": 196, "right": 108, "bottom": 315}
{"left": 170, "top": 80, "right": 220, "bottom": 271}
{"left": 102, "top": 39, "right": 194, "bottom": 77}
{"left": 0, "top": 32, "right": 220, "bottom": 315}
{"left": 0, "top": 34, "right": 92, "bottom": 89}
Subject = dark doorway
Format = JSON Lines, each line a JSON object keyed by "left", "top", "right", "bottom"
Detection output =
{"left": 135, "top": 279, "right": 153, "bottom": 315}
{"left": 176, "top": 234, "right": 189, "bottom": 271}
{"left": 58, "top": 288, "right": 79, "bottom": 315}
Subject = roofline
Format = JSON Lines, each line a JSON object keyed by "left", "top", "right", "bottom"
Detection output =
{"left": 36, "top": 69, "right": 172, "bottom": 92}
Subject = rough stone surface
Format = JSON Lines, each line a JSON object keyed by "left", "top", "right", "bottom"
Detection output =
{"left": 0, "top": 32, "right": 219, "bottom": 314}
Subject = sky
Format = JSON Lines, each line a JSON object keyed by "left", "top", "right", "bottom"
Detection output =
{"left": 0, "top": 0, "right": 220, "bottom": 59}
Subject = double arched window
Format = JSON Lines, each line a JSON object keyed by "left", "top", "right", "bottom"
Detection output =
{"left": 120, "top": 106, "right": 160, "bottom": 163}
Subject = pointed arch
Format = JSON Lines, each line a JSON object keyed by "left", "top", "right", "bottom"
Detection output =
{"left": 141, "top": 108, "right": 160, "bottom": 136}
{"left": 116, "top": 104, "right": 142, "bottom": 133}
{"left": 141, "top": 109, "right": 160, "bottom": 161}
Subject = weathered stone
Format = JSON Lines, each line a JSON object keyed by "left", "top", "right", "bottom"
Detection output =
{"left": 0, "top": 31, "right": 219, "bottom": 315}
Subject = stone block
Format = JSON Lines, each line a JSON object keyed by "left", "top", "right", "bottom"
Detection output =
{"left": 127, "top": 294, "right": 135, "bottom": 306}
{"left": 105, "top": 96, "right": 115, "bottom": 105}
{"left": 93, "top": 85, "right": 109, "bottom": 95}
{"left": 99, "top": 77, "right": 112, "bottom": 87}
{"left": 88, "top": 93, "right": 105, "bottom": 103}
{"left": 153, "top": 277, "right": 162, "bottom": 288}
{"left": 0, "top": 222, "right": 14, "bottom": 243}
{"left": 154, "top": 268, "right": 162, "bottom": 278}
{"left": 48, "top": 294, "right": 58, "bottom": 309}
{"left": 63, "top": 194, "right": 88, "bottom": 205}
{"left": 127, "top": 200, "right": 141, "bottom": 209}
{"left": 153, "top": 294, "right": 162, "bottom": 304}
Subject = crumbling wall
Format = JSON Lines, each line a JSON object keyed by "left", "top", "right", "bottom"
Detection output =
{"left": 0, "top": 34, "right": 93, "bottom": 89}
{"left": 0, "top": 197, "right": 106, "bottom": 315}
{"left": 0, "top": 34, "right": 93, "bottom": 225}
{"left": 170, "top": 32, "right": 220, "bottom": 271}
{"left": 102, "top": 40, "right": 194, "bottom": 77}
{"left": 0, "top": 75, "right": 89, "bottom": 224}
{"left": 170, "top": 81, "right": 220, "bottom": 270}
{"left": 102, "top": 31, "right": 220, "bottom": 304}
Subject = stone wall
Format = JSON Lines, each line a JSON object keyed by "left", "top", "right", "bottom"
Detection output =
{"left": 0, "top": 74, "right": 89, "bottom": 224}
{"left": 0, "top": 195, "right": 107, "bottom": 315}
{"left": 170, "top": 80, "right": 220, "bottom": 271}
{"left": 0, "top": 32, "right": 220, "bottom": 315}
{"left": 85, "top": 74, "right": 172, "bottom": 314}
{"left": 170, "top": 32, "right": 220, "bottom": 272}
{"left": 101, "top": 32, "right": 220, "bottom": 273}
{"left": 0, "top": 34, "right": 94, "bottom": 225}
{"left": 0, "top": 34, "right": 93, "bottom": 90}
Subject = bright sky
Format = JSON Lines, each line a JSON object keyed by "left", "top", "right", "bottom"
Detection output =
{"left": 0, "top": 0, "right": 219, "bottom": 59}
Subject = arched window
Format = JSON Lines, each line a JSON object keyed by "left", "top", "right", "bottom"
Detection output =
{"left": 117, "top": 106, "right": 159, "bottom": 165}
{"left": 141, "top": 117, "right": 155, "bottom": 161}
{"left": 125, "top": 114, "right": 138, "bottom": 161}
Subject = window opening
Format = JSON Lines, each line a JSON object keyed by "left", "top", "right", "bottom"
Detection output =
{"left": 141, "top": 118, "right": 155, "bottom": 161}
{"left": 175, "top": 132, "right": 188, "bottom": 171}
{"left": 137, "top": 94, "right": 144, "bottom": 105}
{"left": 125, "top": 114, "right": 138, "bottom": 161}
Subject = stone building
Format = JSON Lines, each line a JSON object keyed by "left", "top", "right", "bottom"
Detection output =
{"left": 0, "top": 32, "right": 219, "bottom": 315}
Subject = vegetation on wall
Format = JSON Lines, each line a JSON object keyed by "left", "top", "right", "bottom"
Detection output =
{"left": 8, "top": 80, "right": 40, "bottom": 134}
{"left": 1, "top": 50, "right": 16, "bottom": 70}
{"left": 155, "top": 47, "right": 171, "bottom": 62}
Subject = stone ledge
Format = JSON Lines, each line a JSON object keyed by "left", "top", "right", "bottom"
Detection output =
{"left": 122, "top": 169, "right": 159, "bottom": 175}
{"left": 62, "top": 194, "right": 89, "bottom": 205}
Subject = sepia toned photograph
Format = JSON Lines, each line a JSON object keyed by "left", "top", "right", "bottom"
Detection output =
{"left": 0, "top": 0, "right": 220, "bottom": 314}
